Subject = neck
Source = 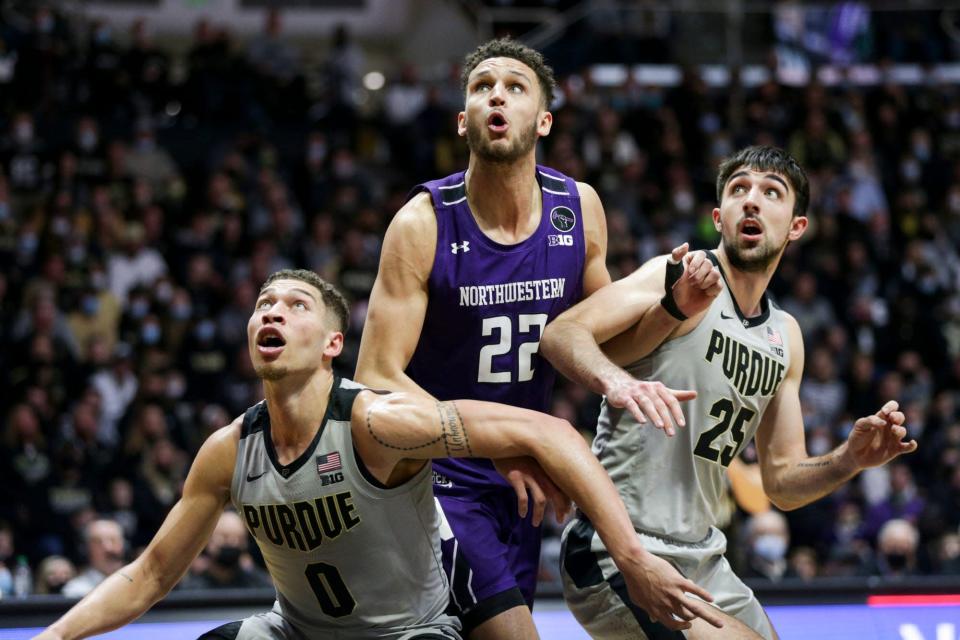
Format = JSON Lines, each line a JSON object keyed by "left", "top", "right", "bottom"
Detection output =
{"left": 262, "top": 368, "right": 334, "bottom": 449}
{"left": 715, "top": 246, "right": 777, "bottom": 317}
{"left": 464, "top": 154, "right": 540, "bottom": 237}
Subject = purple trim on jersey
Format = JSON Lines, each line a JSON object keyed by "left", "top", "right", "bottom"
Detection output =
{"left": 407, "top": 166, "right": 586, "bottom": 489}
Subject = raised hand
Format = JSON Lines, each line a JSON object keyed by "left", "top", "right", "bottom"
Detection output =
{"left": 668, "top": 243, "right": 723, "bottom": 319}
{"left": 847, "top": 400, "right": 918, "bottom": 469}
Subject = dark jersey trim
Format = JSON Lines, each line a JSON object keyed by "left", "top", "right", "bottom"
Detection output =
{"left": 239, "top": 403, "right": 265, "bottom": 440}
{"left": 707, "top": 250, "right": 771, "bottom": 328}
{"left": 562, "top": 516, "right": 685, "bottom": 640}
{"left": 458, "top": 587, "right": 528, "bottom": 635}
{"left": 261, "top": 376, "right": 341, "bottom": 479}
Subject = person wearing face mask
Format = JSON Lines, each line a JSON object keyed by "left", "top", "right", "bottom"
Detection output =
{"left": 179, "top": 511, "right": 271, "bottom": 590}
{"left": 742, "top": 511, "right": 790, "bottom": 582}
{"left": 872, "top": 518, "right": 919, "bottom": 578}
{"left": 36, "top": 556, "right": 78, "bottom": 595}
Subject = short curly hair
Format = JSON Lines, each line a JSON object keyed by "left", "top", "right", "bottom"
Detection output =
{"left": 259, "top": 269, "right": 350, "bottom": 333}
{"left": 461, "top": 37, "right": 556, "bottom": 108}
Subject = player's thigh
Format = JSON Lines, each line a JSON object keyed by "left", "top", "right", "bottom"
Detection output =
{"left": 467, "top": 604, "right": 538, "bottom": 640}
{"left": 197, "top": 611, "right": 304, "bottom": 640}
{"left": 685, "top": 606, "right": 765, "bottom": 640}
{"left": 696, "top": 554, "right": 776, "bottom": 640}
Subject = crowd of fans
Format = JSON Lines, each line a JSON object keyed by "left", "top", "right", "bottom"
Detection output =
{"left": 0, "top": 4, "right": 959, "bottom": 599}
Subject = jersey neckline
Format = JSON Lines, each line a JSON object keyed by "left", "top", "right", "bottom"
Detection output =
{"left": 707, "top": 250, "right": 771, "bottom": 328}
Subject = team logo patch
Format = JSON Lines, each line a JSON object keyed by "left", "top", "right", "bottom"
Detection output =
{"left": 317, "top": 451, "right": 342, "bottom": 474}
{"left": 548, "top": 235, "right": 573, "bottom": 246}
{"left": 549, "top": 206, "right": 576, "bottom": 232}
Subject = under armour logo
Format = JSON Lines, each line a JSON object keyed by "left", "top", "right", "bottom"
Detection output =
{"left": 451, "top": 241, "right": 470, "bottom": 254}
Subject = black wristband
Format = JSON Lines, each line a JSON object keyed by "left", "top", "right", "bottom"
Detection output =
{"left": 661, "top": 257, "right": 687, "bottom": 321}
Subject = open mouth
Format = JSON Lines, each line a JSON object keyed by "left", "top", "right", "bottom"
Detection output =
{"left": 256, "top": 328, "right": 286, "bottom": 355}
{"left": 739, "top": 218, "right": 763, "bottom": 240}
{"left": 487, "top": 112, "right": 509, "bottom": 133}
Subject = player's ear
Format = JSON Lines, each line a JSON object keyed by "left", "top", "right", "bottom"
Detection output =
{"left": 712, "top": 208, "right": 722, "bottom": 231}
{"left": 787, "top": 215, "right": 808, "bottom": 241}
{"left": 537, "top": 110, "right": 552, "bottom": 137}
{"left": 323, "top": 331, "right": 344, "bottom": 359}
{"left": 457, "top": 111, "right": 467, "bottom": 138}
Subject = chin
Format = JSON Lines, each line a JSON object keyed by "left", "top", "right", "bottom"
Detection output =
{"left": 255, "top": 364, "right": 288, "bottom": 381}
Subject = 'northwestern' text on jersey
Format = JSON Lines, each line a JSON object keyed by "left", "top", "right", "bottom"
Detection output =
{"left": 407, "top": 166, "right": 586, "bottom": 489}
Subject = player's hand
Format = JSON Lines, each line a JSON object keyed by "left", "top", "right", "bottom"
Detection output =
{"left": 668, "top": 243, "right": 723, "bottom": 319}
{"left": 493, "top": 456, "right": 571, "bottom": 526}
{"left": 846, "top": 400, "right": 918, "bottom": 469}
{"left": 604, "top": 374, "right": 696, "bottom": 437}
{"left": 619, "top": 550, "right": 724, "bottom": 631}
{"left": 31, "top": 631, "right": 65, "bottom": 640}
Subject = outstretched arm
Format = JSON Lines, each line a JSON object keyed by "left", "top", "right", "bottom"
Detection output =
{"left": 34, "top": 423, "right": 237, "bottom": 640}
{"left": 353, "top": 392, "right": 725, "bottom": 631}
{"left": 541, "top": 246, "right": 721, "bottom": 434}
{"left": 755, "top": 318, "right": 917, "bottom": 511}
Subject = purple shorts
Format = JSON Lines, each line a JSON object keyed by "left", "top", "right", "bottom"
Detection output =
{"left": 437, "top": 486, "right": 542, "bottom": 629}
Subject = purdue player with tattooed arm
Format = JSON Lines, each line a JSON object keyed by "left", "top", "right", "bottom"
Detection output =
{"left": 33, "top": 269, "right": 724, "bottom": 640}
{"left": 540, "top": 146, "right": 919, "bottom": 640}
{"left": 355, "top": 38, "right": 698, "bottom": 640}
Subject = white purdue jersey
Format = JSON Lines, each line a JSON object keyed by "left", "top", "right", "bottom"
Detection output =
{"left": 230, "top": 377, "right": 460, "bottom": 639}
{"left": 593, "top": 253, "right": 791, "bottom": 553}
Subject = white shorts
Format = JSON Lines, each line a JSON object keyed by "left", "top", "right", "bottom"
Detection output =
{"left": 561, "top": 517, "right": 774, "bottom": 640}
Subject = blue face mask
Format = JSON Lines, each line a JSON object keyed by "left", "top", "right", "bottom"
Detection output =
{"left": 141, "top": 323, "right": 161, "bottom": 345}
{"left": 81, "top": 295, "right": 100, "bottom": 316}
{"left": 195, "top": 320, "right": 216, "bottom": 342}
{"left": 753, "top": 535, "right": 787, "bottom": 562}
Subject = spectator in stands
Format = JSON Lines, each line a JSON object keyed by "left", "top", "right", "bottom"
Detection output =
{"left": 178, "top": 511, "right": 271, "bottom": 590}
{"left": 35, "top": 555, "right": 77, "bottom": 595}
{"left": 872, "top": 518, "right": 920, "bottom": 578}
{"left": 742, "top": 511, "right": 791, "bottom": 582}
{"left": 62, "top": 518, "right": 125, "bottom": 598}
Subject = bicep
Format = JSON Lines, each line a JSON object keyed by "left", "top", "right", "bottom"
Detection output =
{"left": 552, "top": 256, "right": 666, "bottom": 345}
{"left": 354, "top": 393, "right": 539, "bottom": 467}
{"left": 578, "top": 182, "right": 611, "bottom": 297}
{"left": 755, "top": 323, "right": 807, "bottom": 484}
{"left": 355, "top": 203, "right": 435, "bottom": 390}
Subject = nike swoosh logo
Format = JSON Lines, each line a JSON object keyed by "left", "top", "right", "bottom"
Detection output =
{"left": 246, "top": 471, "right": 268, "bottom": 482}
{"left": 720, "top": 312, "right": 735, "bottom": 320}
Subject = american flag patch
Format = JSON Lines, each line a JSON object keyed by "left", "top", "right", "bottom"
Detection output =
{"left": 766, "top": 326, "right": 783, "bottom": 346}
{"left": 316, "top": 452, "right": 342, "bottom": 474}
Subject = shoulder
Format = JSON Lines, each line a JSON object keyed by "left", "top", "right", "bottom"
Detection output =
{"left": 575, "top": 181, "right": 607, "bottom": 244}
{"left": 189, "top": 415, "right": 243, "bottom": 491}
{"left": 381, "top": 192, "right": 438, "bottom": 269}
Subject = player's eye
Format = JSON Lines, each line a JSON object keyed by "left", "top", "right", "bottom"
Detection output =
{"left": 294, "top": 301, "right": 307, "bottom": 310}
{"left": 732, "top": 184, "right": 747, "bottom": 194}
{"left": 257, "top": 299, "right": 272, "bottom": 310}
{"left": 765, "top": 188, "right": 781, "bottom": 199}
{"left": 509, "top": 83, "right": 524, "bottom": 93}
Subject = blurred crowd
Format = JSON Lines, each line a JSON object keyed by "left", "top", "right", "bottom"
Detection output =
{"left": 1, "top": 3, "right": 959, "bottom": 599}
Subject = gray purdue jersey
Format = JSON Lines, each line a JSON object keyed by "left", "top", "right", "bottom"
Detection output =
{"left": 231, "top": 377, "right": 460, "bottom": 639}
{"left": 593, "top": 253, "right": 791, "bottom": 553}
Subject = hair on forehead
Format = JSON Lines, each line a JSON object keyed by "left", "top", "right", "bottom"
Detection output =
{"left": 461, "top": 37, "right": 556, "bottom": 108}
{"left": 260, "top": 269, "right": 350, "bottom": 333}
{"left": 716, "top": 145, "right": 810, "bottom": 218}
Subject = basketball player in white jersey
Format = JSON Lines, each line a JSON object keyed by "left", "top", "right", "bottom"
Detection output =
{"left": 33, "top": 269, "right": 725, "bottom": 640}
{"left": 540, "top": 146, "right": 918, "bottom": 640}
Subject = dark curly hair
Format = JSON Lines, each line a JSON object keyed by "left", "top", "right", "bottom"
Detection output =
{"left": 716, "top": 145, "right": 810, "bottom": 218}
{"left": 461, "top": 37, "right": 556, "bottom": 108}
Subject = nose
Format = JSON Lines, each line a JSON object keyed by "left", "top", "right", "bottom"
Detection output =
{"left": 488, "top": 82, "right": 506, "bottom": 106}
{"left": 262, "top": 302, "right": 285, "bottom": 324}
{"left": 742, "top": 186, "right": 761, "bottom": 214}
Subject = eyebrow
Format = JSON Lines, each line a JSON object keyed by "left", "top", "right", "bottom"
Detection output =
{"left": 729, "top": 170, "right": 790, "bottom": 192}
{"left": 471, "top": 68, "right": 532, "bottom": 84}
{"left": 258, "top": 286, "right": 319, "bottom": 303}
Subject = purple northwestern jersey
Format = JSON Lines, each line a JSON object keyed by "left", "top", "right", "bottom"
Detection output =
{"left": 407, "top": 166, "right": 586, "bottom": 489}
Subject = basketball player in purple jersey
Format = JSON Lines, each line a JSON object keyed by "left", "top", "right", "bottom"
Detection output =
{"left": 356, "top": 38, "right": 703, "bottom": 639}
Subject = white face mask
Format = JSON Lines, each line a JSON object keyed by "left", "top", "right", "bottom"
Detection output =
{"left": 753, "top": 534, "right": 787, "bottom": 562}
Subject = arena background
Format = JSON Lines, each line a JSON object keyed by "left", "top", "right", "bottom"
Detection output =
{"left": 0, "top": 0, "right": 958, "bottom": 637}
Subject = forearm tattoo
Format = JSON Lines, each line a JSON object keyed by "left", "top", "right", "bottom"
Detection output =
{"left": 119, "top": 571, "right": 134, "bottom": 583}
{"left": 798, "top": 459, "right": 832, "bottom": 468}
{"left": 364, "top": 400, "right": 472, "bottom": 456}
{"left": 437, "top": 401, "right": 472, "bottom": 457}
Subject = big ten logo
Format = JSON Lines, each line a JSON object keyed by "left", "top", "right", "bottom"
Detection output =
{"left": 320, "top": 472, "right": 345, "bottom": 486}
{"left": 548, "top": 235, "right": 574, "bottom": 247}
